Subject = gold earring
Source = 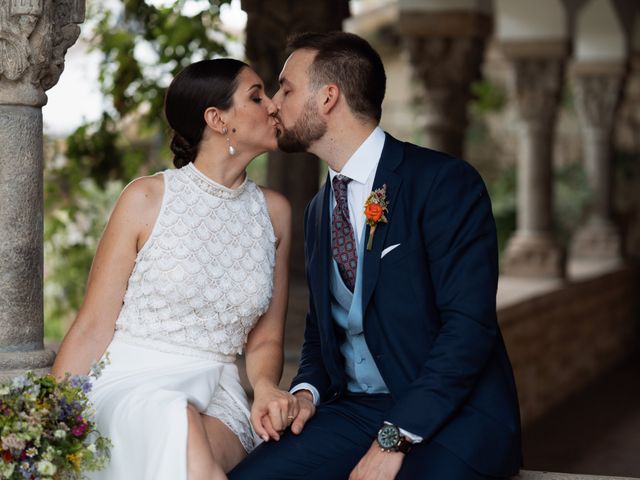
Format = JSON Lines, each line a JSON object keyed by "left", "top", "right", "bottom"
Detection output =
{"left": 222, "top": 127, "right": 236, "bottom": 156}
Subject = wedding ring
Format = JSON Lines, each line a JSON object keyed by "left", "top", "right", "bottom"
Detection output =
{"left": 287, "top": 415, "right": 295, "bottom": 420}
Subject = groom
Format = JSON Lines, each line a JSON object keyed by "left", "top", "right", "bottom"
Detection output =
{"left": 229, "top": 31, "right": 522, "bottom": 479}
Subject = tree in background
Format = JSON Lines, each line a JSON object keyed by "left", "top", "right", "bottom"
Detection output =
{"left": 45, "top": 0, "right": 235, "bottom": 339}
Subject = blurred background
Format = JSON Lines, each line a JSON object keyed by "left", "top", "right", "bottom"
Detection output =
{"left": 36, "top": 0, "right": 640, "bottom": 477}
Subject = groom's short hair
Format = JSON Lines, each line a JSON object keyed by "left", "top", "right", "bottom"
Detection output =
{"left": 287, "top": 31, "right": 386, "bottom": 123}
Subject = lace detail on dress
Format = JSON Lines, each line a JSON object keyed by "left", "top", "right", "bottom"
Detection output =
{"left": 114, "top": 165, "right": 276, "bottom": 358}
{"left": 182, "top": 162, "right": 249, "bottom": 199}
{"left": 205, "top": 386, "right": 256, "bottom": 453}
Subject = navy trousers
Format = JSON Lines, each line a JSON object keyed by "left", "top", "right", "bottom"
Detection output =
{"left": 228, "top": 394, "right": 503, "bottom": 480}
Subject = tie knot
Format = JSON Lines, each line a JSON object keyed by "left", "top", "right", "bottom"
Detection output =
{"left": 332, "top": 175, "right": 351, "bottom": 204}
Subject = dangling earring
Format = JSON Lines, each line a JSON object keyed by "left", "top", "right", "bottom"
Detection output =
{"left": 222, "top": 126, "right": 236, "bottom": 156}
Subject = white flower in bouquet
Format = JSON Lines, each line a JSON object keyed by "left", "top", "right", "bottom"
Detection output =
{"left": 36, "top": 459, "right": 57, "bottom": 476}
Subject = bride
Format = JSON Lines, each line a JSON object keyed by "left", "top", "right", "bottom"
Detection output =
{"left": 51, "top": 58, "right": 296, "bottom": 480}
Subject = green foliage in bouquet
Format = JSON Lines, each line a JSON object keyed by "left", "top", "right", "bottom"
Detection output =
{"left": 0, "top": 358, "right": 111, "bottom": 479}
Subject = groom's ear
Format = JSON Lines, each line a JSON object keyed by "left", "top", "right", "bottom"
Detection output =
{"left": 319, "top": 84, "right": 340, "bottom": 114}
{"left": 203, "top": 107, "right": 226, "bottom": 134}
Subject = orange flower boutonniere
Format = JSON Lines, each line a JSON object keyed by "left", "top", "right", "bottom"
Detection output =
{"left": 364, "top": 184, "right": 389, "bottom": 251}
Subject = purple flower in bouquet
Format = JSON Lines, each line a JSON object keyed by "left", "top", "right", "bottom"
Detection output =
{"left": 69, "top": 375, "right": 92, "bottom": 394}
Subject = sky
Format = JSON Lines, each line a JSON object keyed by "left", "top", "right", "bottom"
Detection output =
{"left": 42, "top": 0, "right": 248, "bottom": 137}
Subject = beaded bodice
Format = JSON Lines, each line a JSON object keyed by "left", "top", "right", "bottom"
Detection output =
{"left": 114, "top": 163, "right": 276, "bottom": 359}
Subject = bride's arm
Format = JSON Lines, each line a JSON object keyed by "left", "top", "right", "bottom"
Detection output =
{"left": 51, "top": 175, "right": 163, "bottom": 378}
{"left": 244, "top": 187, "right": 292, "bottom": 442}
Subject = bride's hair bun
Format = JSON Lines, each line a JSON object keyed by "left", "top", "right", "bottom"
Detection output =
{"left": 170, "top": 132, "right": 197, "bottom": 168}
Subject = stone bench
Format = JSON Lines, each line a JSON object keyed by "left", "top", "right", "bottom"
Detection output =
{"left": 515, "top": 472, "right": 639, "bottom": 479}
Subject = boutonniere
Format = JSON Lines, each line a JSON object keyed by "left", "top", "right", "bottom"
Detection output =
{"left": 364, "top": 184, "right": 389, "bottom": 251}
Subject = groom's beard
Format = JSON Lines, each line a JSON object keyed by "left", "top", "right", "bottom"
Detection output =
{"left": 277, "top": 98, "right": 327, "bottom": 153}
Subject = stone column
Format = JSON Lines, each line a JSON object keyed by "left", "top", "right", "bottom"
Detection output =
{"left": 502, "top": 46, "right": 567, "bottom": 278}
{"left": 0, "top": 0, "right": 85, "bottom": 380}
{"left": 570, "top": 64, "right": 626, "bottom": 259}
{"left": 242, "top": 0, "right": 350, "bottom": 280}
{"left": 399, "top": 11, "right": 492, "bottom": 158}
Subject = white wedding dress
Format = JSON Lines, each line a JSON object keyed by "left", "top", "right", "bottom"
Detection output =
{"left": 87, "top": 163, "right": 276, "bottom": 479}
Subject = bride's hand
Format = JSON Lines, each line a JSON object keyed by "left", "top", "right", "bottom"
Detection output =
{"left": 250, "top": 380, "right": 299, "bottom": 442}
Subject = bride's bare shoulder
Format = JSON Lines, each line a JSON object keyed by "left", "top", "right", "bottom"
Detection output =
{"left": 123, "top": 173, "right": 164, "bottom": 201}
{"left": 106, "top": 173, "right": 165, "bottom": 238}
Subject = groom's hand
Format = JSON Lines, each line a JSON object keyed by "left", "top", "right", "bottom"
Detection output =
{"left": 290, "top": 390, "right": 316, "bottom": 435}
{"left": 349, "top": 441, "right": 404, "bottom": 480}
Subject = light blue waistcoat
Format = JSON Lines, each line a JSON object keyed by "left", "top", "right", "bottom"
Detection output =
{"left": 329, "top": 192, "right": 389, "bottom": 394}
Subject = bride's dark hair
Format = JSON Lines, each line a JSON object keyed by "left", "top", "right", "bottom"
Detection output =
{"left": 164, "top": 58, "right": 248, "bottom": 168}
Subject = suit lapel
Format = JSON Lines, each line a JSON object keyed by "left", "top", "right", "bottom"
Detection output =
{"left": 362, "top": 133, "right": 404, "bottom": 311}
{"left": 308, "top": 175, "right": 332, "bottom": 328}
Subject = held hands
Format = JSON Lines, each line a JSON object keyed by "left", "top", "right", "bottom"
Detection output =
{"left": 249, "top": 385, "right": 317, "bottom": 442}
{"left": 349, "top": 440, "right": 404, "bottom": 480}
{"left": 250, "top": 380, "right": 299, "bottom": 442}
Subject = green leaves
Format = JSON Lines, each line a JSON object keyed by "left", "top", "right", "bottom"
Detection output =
{"left": 92, "top": 0, "right": 232, "bottom": 124}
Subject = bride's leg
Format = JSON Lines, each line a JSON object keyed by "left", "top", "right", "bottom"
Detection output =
{"left": 200, "top": 415, "right": 247, "bottom": 473}
{"left": 187, "top": 404, "right": 227, "bottom": 480}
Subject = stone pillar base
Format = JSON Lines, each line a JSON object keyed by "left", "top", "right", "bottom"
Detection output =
{"left": 0, "top": 349, "right": 56, "bottom": 383}
{"left": 571, "top": 219, "right": 622, "bottom": 260}
{"left": 503, "top": 233, "right": 566, "bottom": 278}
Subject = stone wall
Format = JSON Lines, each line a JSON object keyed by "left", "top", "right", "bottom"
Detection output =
{"left": 499, "top": 265, "right": 640, "bottom": 426}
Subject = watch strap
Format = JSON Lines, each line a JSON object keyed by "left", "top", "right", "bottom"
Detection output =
{"left": 395, "top": 435, "right": 413, "bottom": 454}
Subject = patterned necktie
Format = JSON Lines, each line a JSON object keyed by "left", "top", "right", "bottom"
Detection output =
{"left": 332, "top": 175, "right": 358, "bottom": 291}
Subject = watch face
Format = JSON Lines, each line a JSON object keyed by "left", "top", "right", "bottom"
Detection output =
{"left": 377, "top": 424, "right": 400, "bottom": 449}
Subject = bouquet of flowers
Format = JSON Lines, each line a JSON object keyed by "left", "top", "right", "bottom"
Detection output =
{"left": 0, "top": 358, "right": 111, "bottom": 479}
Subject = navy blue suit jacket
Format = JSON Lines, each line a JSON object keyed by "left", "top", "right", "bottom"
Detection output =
{"left": 291, "top": 133, "right": 522, "bottom": 477}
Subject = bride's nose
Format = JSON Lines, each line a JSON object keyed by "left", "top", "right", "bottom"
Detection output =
{"left": 265, "top": 96, "right": 277, "bottom": 116}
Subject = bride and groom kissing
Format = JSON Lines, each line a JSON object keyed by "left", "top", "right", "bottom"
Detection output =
{"left": 52, "top": 31, "right": 522, "bottom": 480}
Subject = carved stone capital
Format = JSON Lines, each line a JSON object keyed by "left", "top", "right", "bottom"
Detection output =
{"left": 400, "top": 11, "right": 490, "bottom": 158}
{"left": 573, "top": 72, "right": 624, "bottom": 133}
{"left": 405, "top": 35, "right": 485, "bottom": 128}
{"left": 510, "top": 57, "right": 565, "bottom": 124}
{"left": 0, "top": 0, "right": 85, "bottom": 107}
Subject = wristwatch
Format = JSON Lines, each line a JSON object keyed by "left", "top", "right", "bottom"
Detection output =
{"left": 376, "top": 424, "right": 413, "bottom": 454}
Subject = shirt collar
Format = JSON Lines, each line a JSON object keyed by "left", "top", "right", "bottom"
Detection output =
{"left": 329, "top": 126, "right": 385, "bottom": 186}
